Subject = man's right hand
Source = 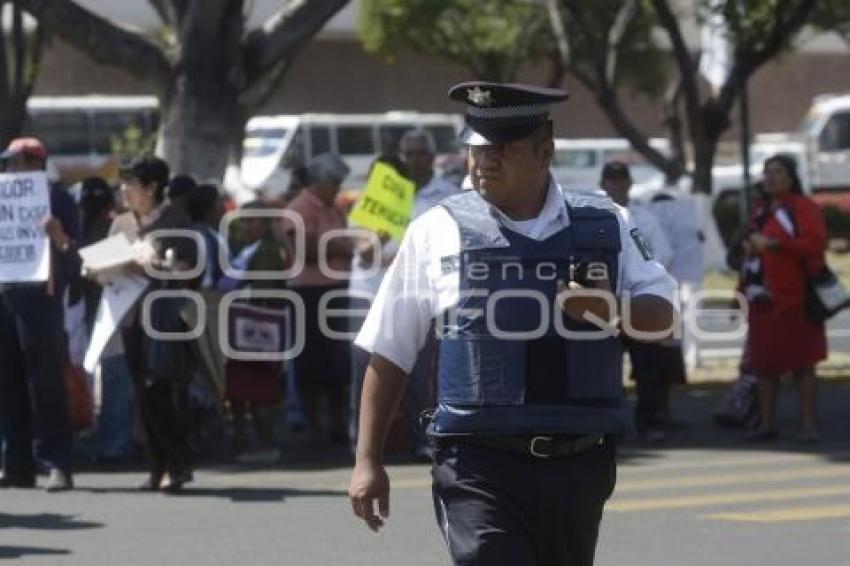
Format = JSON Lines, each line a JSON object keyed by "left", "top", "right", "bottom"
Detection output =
{"left": 349, "top": 458, "right": 390, "bottom": 532}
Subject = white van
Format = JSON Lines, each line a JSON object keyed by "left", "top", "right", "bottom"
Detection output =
{"left": 240, "top": 112, "right": 463, "bottom": 195}
{"left": 23, "top": 95, "right": 159, "bottom": 183}
{"left": 552, "top": 138, "right": 671, "bottom": 199}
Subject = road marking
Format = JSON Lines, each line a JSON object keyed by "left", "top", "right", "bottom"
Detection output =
{"left": 607, "top": 485, "right": 850, "bottom": 513}
{"left": 704, "top": 504, "right": 850, "bottom": 523}
{"left": 617, "top": 466, "right": 850, "bottom": 492}
{"left": 618, "top": 452, "right": 848, "bottom": 475}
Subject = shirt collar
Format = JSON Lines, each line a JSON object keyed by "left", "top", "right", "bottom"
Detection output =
{"left": 486, "top": 176, "right": 568, "bottom": 227}
{"left": 138, "top": 202, "right": 167, "bottom": 228}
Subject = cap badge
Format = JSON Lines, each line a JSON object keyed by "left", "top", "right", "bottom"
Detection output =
{"left": 467, "top": 86, "right": 493, "bottom": 106}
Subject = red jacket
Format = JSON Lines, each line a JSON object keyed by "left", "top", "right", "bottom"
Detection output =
{"left": 755, "top": 193, "right": 827, "bottom": 313}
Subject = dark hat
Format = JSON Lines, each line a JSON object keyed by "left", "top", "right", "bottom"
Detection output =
{"left": 1, "top": 137, "right": 47, "bottom": 161}
{"left": 119, "top": 155, "right": 170, "bottom": 190}
{"left": 167, "top": 174, "right": 197, "bottom": 199}
{"left": 601, "top": 160, "right": 632, "bottom": 180}
{"left": 448, "top": 82, "right": 569, "bottom": 146}
{"left": 81, "top": 176, "right": 112, "bottom": 203}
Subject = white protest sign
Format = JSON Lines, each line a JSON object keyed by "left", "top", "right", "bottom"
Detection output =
{"left": 0, "top": 171, "right": 51, "bottom": 282}
{"left": 83, "top": 272, "right": 149, "bottom": 373}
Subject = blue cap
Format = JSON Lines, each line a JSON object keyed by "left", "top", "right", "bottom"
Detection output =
{"left": 448, "top": 82, "right": 569, "bottom": 146}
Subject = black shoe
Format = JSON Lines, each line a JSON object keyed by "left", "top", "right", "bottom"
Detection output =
{"left": 160, "top": 470, "right": 193, "bottom": 494}
{"left": 0, "top": 471, "right": 36, "bottom": 489}
{"left": 45, "top": 469, "right": 74, "bottom": 492}
{"left": 138, "top": 470, "right": 165, "bottom": 492}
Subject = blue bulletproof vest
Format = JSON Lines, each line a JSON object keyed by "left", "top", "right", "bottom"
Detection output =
{"left": 431, "top": 191, "right": 629, "bottom": 436}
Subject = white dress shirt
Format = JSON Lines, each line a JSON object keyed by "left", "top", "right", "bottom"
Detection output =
{"left": 355, "top": 180, "right": 677, "bottom": 373}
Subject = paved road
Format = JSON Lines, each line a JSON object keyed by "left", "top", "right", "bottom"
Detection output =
{"left": 3, "top": 383, "right": 850, "bottom": 565}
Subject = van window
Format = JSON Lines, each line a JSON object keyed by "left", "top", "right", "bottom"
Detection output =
{"left": 27, "top": 111, "right": 90, "bottom": 155}
{"left": 243, "top": 127, "right": 288, "bottom": 158}
{"left": 337, "top": 125, "right": 374, "bottom": 155}
{"left": 819, "top": 112, "right": 850, "bottom": 152}
{"left": 92, "top": 110, "right": 149, "bottom": 153}
{"left": 309, "top": 126, "right": 331, "bottom": 156}
{"left": 426, "top": 125, "right": 458, "bottom": 153}
{"left": 553, "top": 149, "right": 597, "bottom": 168}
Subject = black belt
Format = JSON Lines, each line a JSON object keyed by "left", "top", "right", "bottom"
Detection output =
{"left": 436, "top": 434, "right": 605, "bottom": 459}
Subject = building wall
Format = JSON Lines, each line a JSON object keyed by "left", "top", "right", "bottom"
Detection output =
{"left": 34, "top": 38, "right": 850, "bottom": 140}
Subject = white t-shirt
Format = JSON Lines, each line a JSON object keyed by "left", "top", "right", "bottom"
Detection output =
{"left": 355, "top": 181, "right": 678, "bottom": 373}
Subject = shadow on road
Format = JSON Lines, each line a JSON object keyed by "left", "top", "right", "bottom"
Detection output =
{"left": 0, "top": 546, "right": 71, "bottom": 559}
{"left": 616, "top": 381, "right": 850, "bottom": 466}
{"left": 79, "top": 485, "right": 344, "bottom": 502}
{"left": 0, "top": 512, "right": 103, "bottom": 531}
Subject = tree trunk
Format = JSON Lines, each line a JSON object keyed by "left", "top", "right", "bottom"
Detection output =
{"left": 691, "top": 135, "right": 717, "bottom": 195}
{"left": 157, "top": 0, "right": 245, "bottom": 181}
{"left": 0, "top": 94, "right": 27, "bottom": 146}
{"left": 158, "top": 75, "right": 243, "bottom": 180}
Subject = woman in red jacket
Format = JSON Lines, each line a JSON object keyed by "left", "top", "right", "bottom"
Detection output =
{"left": 742, "top": 155, "right": 827, "bottom": 442}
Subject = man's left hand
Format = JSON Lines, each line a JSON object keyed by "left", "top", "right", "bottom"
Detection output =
{"left": 557, "top": 277, "right": 617, "bottom": 328}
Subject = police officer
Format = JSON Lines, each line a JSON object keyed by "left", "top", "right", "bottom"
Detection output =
{"left": 600, "top": 161, "right": 680, "bottom": 444}
{"left": 348, "top": 82, "right": 676, "bottom": 565}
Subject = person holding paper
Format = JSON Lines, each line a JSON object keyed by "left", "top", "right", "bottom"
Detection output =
{"left": 109, "top": 155, "right": 200, "bottom": 493}
{"left": 0, "top": 137, "right": 75, "bottom": 492}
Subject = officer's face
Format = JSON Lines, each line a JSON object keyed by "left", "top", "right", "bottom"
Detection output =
{"left": 468, "top": 135, "right": 552, "bottom": 206}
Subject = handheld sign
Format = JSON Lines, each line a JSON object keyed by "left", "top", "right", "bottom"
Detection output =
{"left": 0, "top": 171, "right": 51, "bottom": 282}
{"left": 348, "top": 162, "right": 415, "bottom": 241}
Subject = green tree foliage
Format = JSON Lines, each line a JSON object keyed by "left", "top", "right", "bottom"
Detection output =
{"left": 360, "top": 0, "right": 552, "bottom": 82}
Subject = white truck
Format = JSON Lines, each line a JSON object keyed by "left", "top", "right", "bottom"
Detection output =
{"left": 713, "top": 92, "right": 850, "bottom": 205}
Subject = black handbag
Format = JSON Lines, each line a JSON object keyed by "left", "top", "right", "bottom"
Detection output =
{"left": 143, "top": 295, "right": 194, "bottom": 381}
{"left": 805, "top": 265, "right": 850, "bottom": 322}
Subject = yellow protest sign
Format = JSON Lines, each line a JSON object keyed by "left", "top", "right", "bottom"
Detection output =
{"left": 348, "top": 162, "right": 415, "bottom": 241}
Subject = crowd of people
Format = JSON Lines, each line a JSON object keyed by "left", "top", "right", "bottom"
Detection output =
{"left": 0, "top": 119, "right": 831, "bottom": 498}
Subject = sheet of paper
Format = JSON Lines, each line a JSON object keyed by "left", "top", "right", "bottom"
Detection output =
{"left": 0, "top": 171, "right": 51, "bottom": 282}
{"left": 83, "top": 272, "right": 149, "bottom": 373}
{"left": 78, "top": 233, "right": 138, "bottom": 273}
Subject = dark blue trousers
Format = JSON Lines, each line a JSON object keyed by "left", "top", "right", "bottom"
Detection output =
{"left": 0, "top": 286, "right": 72, "bottom": 474}
{"left": 431, "top": 439, "right": 616, "bottom": 566}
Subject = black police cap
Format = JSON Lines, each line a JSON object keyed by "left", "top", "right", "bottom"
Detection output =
{"left": 448, "top": 81, "right": 569, "bottom": 146}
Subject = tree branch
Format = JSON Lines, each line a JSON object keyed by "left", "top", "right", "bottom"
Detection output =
{"left": 242, "top": 0, "right": 349, "bottom": 89}
{"left": 649, "top": 0, "right": 705, "bottom": 153}
{"left": 148, "top": 0, "right": 177, "bottom": 27}
{"left": 12, "top": 2, "right": 25, "bottom": 96}
{"left": 546, "top": 0, "right": 570, "bottom": 66}
{"left": 605, "top": 0, "right": 638, "bottom": 85}
{"left": 715, "top": 0, "right": 816, "bottom": 117}
{"left": 0, "top": 3, "right": 9, "bottom": 101}
{"left": 18, "top": 0, "right": 171, "bottom": 86}
{"left": 574, "top": 69, "right": 680, "bottom": 180}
